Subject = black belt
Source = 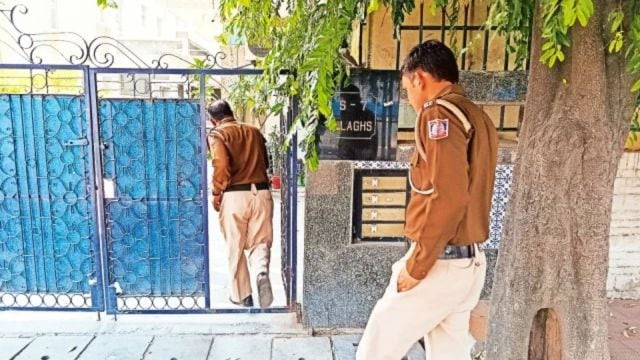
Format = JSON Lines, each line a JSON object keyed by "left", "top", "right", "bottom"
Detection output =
{"left": 405, "top": 238, "right": 477, "bottom": 259}
{"left": 225, "top": 182, "right": 270, "bottom": 192}
{"left": 439, "top": 244, "right": 476, "bottom": 260}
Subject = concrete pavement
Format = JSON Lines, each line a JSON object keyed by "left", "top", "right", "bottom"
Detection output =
{"left": 1, "top": 300, "right": 638, "bottom": 359}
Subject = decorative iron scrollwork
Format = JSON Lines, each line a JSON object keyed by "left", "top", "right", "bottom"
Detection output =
{"left": 1, "top": 4, "right": 254, "bottom": 70}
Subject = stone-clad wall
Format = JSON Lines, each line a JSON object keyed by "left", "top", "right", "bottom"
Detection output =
{"left": 303, "top": 150, "right": 640, "bottom": 329}
{"left": 303, "top": 161, "right": 407, "bottom": 328}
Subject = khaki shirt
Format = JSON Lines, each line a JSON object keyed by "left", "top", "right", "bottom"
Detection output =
{"left": 209, "top": 119, "right": 270, "bottom": 194}
{"left": 404, "top": 85, "right": 498, "bottom": 280}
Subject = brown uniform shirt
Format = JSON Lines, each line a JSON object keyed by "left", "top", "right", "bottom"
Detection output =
{"left": 404, "top": 85, "right": 498, "bottom": 280}
{"left": 209, "top": 119, "right": 270, "bottom": 194}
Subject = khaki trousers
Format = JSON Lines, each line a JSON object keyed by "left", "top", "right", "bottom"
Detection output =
{"left": 219, "top": 186, "right": 273, "bottom": 302}
{"left": 356, "top": 243, "right": 486, "bottom": 360}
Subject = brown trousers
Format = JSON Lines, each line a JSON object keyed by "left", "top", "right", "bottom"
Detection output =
{"left": 219, "top": 185, "right": 273, "bottom": 302}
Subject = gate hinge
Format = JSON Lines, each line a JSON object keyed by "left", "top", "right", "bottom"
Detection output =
{"left": 63, "top": 138, "right": 89, "bottom": 146}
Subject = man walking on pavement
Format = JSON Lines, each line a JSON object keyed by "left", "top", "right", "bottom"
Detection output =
{"left": 356, "top": 40, "right": 498, "bottom": 359}
{"left": 208, "top": 100, "right": 274, "bottom": 308}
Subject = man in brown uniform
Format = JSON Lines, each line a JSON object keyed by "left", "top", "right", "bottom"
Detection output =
{"left": 357, "top": 41, "right": 498, "bottom": 359}
{"left": 208, "top": 100, "right": 273, "bottom": 308}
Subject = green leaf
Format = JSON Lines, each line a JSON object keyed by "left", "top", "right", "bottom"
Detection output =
{"left": 582, "top": 0, "right": 594, "bottom": 16}
{"left": 616, "top": 37, "right": 624, "bottom": 53}
{"left": 97, "top": 0, "right": 117, "bottom": 9}
{"left": 562, "top": 0, "right": 576, "bottom": 26}
{"left": 560, "top": 33, "right": 571, "bottom": 47}
{"left": 540, "top": 49, "right": 555, "bottom": 64}
{"left": 549, "top": 53, "right": 558, "bottom": 68}
{"left": 367, "top": 0, "right": 380, "bottom": 14}
{"left": 429, "top": 1, "right": 438, "bottom": 16}
{"left": 576, "top": 0, "right": 593, "bottom": 26}
{"left": 542, "top": 41, "right": 555, "bottom": 51}
{"left": 610, "top": 11, "right": 624, "bottom": 33}
{"left": 557, "top": 50, "right": 565, "bottom": 62}
{"left": 610, "top": 39, "right": 617, "bottom": 54}
{"left": 576, "top": 10, "right": 588, "bottom": 27}
{"left": 632, "top": 79, "right": 640, "bottom": 93}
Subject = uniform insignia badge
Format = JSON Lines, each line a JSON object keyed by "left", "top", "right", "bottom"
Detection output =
{"left": 428, "top": 119, "right": 449, "bottom": 140}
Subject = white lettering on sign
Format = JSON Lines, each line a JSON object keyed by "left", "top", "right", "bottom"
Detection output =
{"left": 371, "top": 210, "right": 378, "bottom": 220}
{"left": 339, "top": 120, "right": 374, "bottom": 132}
{"left": 371, "top": 178, "right": 378, "bottom": 188}
{"left": 371, "top": 195, "right": 378, "bottom": 204}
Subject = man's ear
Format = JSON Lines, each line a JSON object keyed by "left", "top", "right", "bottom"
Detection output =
{"left": 413, "top": 70, "right": 430, "bottom": 91}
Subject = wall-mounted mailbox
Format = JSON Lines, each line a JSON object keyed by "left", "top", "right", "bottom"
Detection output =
{"left": 353, "top": 169, "right": 410, "bottom": 242}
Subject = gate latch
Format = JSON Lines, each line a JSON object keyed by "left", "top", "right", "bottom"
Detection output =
{"left": 110, "top": 282, "right": 123, "bottom": 294}
{"left": 63, "top": 138, "right": 89, "bottom": 146}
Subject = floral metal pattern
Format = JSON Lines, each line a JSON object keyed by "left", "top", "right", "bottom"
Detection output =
{"left": 0, "top": 94, "right": 98, "bottom": 309}
{"left": 99, "top": 99, "right": 205, "bottom": 310}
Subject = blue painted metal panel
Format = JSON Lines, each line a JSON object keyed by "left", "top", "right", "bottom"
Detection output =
{"left": 99, "top": 99, "right": 206, "bottom": 312}
{"left": 0, "top": 94, "right": 101, "bottom": 310}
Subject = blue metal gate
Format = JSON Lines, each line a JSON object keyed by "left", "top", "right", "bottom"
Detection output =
{"left": 0, "top": 65, "right": 300, "bottom": 314}
{"left": 94, "top": 70, "right": 209, "bottom": 313}
{"left": 0, "top": 3, "right": 300, "bottom": 314}
{"left": 88, "top": 68, "right": 297, "bottom": 314}
{"left": 0, "top": 65, "right": 104, "bottom": 311}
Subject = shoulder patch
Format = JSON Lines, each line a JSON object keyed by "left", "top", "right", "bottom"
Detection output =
{"left": 428, "top": 119, "right": 449, "bottom": 140}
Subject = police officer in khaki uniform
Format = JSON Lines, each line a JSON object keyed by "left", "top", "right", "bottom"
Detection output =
{"left": 356, "top": 41, "right": 498, "bottom": 359}
{"left": 208, "top": 100, "right": 274, "bottom": 308}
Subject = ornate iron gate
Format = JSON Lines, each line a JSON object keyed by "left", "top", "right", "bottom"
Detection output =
{"left": 0, "top": 4, "right": 300, "bottom": 314}
{"left": 0, "top": 65, "right": 104, "bottom": 311}
{"left": 92, "top": 69, "right": 212, "bottom": 313}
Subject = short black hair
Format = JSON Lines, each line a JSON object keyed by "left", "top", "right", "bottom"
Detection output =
{"left": 400, "top": 40, "right": 459, "bottom": 83}
{"left": 207, "top": 100, "right": 234, "bottom": 121}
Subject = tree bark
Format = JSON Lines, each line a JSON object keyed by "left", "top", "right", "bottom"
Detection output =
{"left": 486, "top": 1, "right": 637, "bottom": 359}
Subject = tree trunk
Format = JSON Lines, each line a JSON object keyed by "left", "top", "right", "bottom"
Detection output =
{"left": 486, "top": 1, "right": 636, "bottom": 359}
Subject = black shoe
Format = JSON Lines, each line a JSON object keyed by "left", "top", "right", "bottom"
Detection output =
{"left": 229, "top": 295, "right": 253, "bottom": 307}
{"left": 257, "top": 272, "right": 273, "bottom": 308}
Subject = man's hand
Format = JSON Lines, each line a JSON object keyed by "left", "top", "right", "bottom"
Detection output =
{"left": 397, "top": 266, "right": 420, "bottom": 293}
{"left": 213, "top": 193, "right": 223, "bottom": 212}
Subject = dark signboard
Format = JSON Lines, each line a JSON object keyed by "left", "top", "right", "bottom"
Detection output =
{"left": 318, "top": 70, "right": 400, "bottom": 161}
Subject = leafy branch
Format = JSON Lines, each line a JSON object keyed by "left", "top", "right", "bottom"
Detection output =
{"left": 220, "top": 0, "right": 640, "bottom": 169}
{"left": 96, "top": 0, "right": 118, "bottom": 10}
{"left": 489, "top": 0, "right": 639, "bottom": 90}
{"left": 218, "top": 0, "right": 418, "bottom": 170}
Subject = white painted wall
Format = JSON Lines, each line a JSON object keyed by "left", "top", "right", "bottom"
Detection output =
{"left": 607, "top": 152, "right": 640, "bottom": 299}
{"left": 0, "top": 0, "right": 219, "bottom": 64}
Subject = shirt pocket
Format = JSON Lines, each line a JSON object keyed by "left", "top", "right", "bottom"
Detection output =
{"left": 409, "top": 153, "right": 433, "bottom": 195}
